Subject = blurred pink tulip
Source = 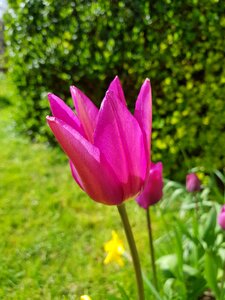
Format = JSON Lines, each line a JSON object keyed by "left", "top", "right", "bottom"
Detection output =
{"left": 186, "top": 173, "right": 201, "bottom": 192}
{"left": 218, "top": 205, "right": 225, "bottom": 230}
{"left": 47, "top": 76, "right": 152, "bottom": 205}
{"left": 136, "top": 162, "right": 163, "bottom": 209}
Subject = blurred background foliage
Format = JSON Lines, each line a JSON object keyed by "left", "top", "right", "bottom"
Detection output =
{"left": 3, "top": 0, "right": 225, "bottom": 180}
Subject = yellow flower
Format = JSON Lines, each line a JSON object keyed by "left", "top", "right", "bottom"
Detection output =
{"left": 104, "top": 230, "right": 125, "bottom": 266}
{"left": 80, "top": 296, "right": 92, "bottom": 300}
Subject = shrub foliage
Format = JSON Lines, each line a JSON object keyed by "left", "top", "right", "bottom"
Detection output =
{"left": 4, "top": 0, "right": 225, "bottom": 179}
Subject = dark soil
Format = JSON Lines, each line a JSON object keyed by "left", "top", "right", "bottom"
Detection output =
{"left": 198, "top": 290, "right": 215, "bottom": 300}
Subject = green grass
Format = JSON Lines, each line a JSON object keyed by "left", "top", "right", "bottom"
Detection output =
{"left": 0, "top": 74, "right": 166, "bottom": 299}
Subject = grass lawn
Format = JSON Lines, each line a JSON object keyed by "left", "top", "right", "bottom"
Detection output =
{"left": 0, "top": 74, "right": 168, "bottom": 299}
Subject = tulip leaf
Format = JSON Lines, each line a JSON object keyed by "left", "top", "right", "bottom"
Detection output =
{"left": 204, "top": 250, "right": 220, "bottom": 299}
{"left": 201, "top": 207, "right": 217, "bottom": 246}
{"left": 143, "top": 273, "right": 164, "bottom": 300}
{"left": 186, "top": 275, "right": 206, "bottom": 300}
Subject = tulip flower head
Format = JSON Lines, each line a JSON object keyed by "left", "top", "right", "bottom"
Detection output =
{"left": 104, "top": 230, "right": 125, "bottom": 266}
{"left": 47, "top": 76, "right": 152, "bottom": 205}
{"left": 186, "top": 173, "right": 201, "bottom": 193}
{"left": 218, "top": 205, "right": 225, "bottom": 230}
{"left": 136, "top": 162, "right": 163, "bottom": 209}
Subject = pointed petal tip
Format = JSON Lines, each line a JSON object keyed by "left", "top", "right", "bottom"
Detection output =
{"left": 109, "top": 76, "right": 120, "bottom": 87}
{"left": 70, "top": 85, "right": 81, "bottom": 92}
{"left": 107, "top": 76, "right": 126, "bottom": 105}
{"left": 70, "top": 85, "right": 79, "bottom": 100}
{"left": 46, "top": 115, "right": 55, "bottom": 122}
{"left": 141, "top": 78, "right": 152, "bottom": 95}
{"left": 151, "top": 161, "right": 163, "bottom": 174}
{"left": 47, "top": 93, "right": 62, "bottom": 103}
{"left": 70, "top": 85, "right": 82, "bottom": 98}
{"left": 70, "top": 85, "right": 75, "bottom": 93}
{"left": 144, "top": 78, "right": 151, "bottom": 85}
{"left": 47, "top": 93, "right": 54, "bottom": 101}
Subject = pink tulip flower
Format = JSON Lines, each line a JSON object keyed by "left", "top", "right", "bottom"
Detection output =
{"left": 186, "top": 173, "right": 201, "bottom": 193}
{"left": 46, "top": 76, "right": 152, "bottom": 205}
{"left": 218, "top": 205, "right": 225, "bottom": 230}
{"left": 136, "top": 162, "right": 163, "bottom": 209}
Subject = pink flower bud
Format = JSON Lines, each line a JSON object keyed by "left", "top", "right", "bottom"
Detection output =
{"left": 218, "top": 205, "right": 225, "bottom": 230}
{"left": 136, "top": 162, "right": 163, "bottom": 209}
{"left": 186, "top": 173, "right": 201, "bottom": 193}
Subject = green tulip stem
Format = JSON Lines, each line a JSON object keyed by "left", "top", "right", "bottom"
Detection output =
{"left": 220, "top": 261, "right": 225, "bottom": 300}
{"left": 146, "top": 207, "right": 158, "bottom": 291}
{"left": 194, "top": 193, "right": 199, "bottom": 217}
{"left": 193, "top": 194, "right": 199, "bottom": 240}
{"left": 117, "top": 203, "right": 145, "bottom": 300}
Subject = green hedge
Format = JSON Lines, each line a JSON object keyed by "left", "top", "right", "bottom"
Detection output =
{"left": 4, "top": 0, "right": 225, "bottom": 180}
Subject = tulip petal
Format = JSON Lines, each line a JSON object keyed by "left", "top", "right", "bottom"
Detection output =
{"left": 47, "top": 116, "right": 123, "bottom": 205}
{"left": 70, "top": 86, "right": 98, "bottom": 143}
{"left": 69, "top": 160, "right": 84, "bottom": 189}
{"left": 108, "top": 76, "right": 126, "bottom": 105}
{"left": 94, "top": 91, "right": 147, "bottom": 199}
{"left": 134, "top": 79, "right": 152, "bottom": 159}
{"left": 136, "top": 162, "right": 163, "bottom": 209}
{"left": 48, "top": 93, "right": 83, "bottom": 134}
